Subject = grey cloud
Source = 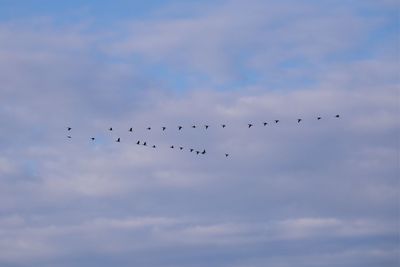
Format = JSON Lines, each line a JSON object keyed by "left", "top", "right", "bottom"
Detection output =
{"left": 0, "top": 0, "right": 398, "bottom": 266}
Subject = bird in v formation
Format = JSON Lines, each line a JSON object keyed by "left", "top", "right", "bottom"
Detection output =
{"left": 65, "top": 115, "right": 340, "bottom": 142}
{"left": 65, "top": 115, "right": 340, "bottom": 158}
{"left": 98, "top": 114, "right": 339, "bottom": 133}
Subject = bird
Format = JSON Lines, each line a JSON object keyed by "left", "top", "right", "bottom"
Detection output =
{"left": 196, "top": 151, "right": 200, "bottom": 154}
{"left": 136, "top": 141, "right": 140, "bottom": 145}
{"left": 297, "top": 119, "right": 302, "bottom": 123}
{"left": 147, "top": 127, "right": 151, "bottom": 130}
{"left": 162, "top": 127, "right": 166, "bottom": 131}
{"left": 222, "top": 124, "right": 226, "bottom": 128}
{"left": 116, "top": 138, "right": 120, "bottom": 142}
{"left": 263, "top": 122, "right": 268, "bottom": 126}
{"left": 67, "top": 127, "right": 72, "bottom": 131}
{"left": 201, "top": 149, "right": 206, "bottom": 154}
{"left": 170, "top": 145, "right": 174, "bottom": 149}
{"left": 67, "top": 135, "right": 72, "bottom": 139}
{"left": 91, "top": 137, "right": 95, "bottom": 141}
{"left": 178, "top": 126, "right": 183, "bottom": 130}
{"left": 248, "top": 123, "right": 253, "bottom": 128}
{"left": 129, "top": 127, "right": 133, "bottom": 132}
{"left": 179, "top": 147, "right": 183, "bottom": 150}
{"left": 192, "top": 125, "right": 196, "bottom": 128}
{"left": 205, "top": 125, "right": 209, "bottom": 129}
{"left": 143, "top": 142, "right": 147, "bottom": 146}
{"left": 152, "top": 145, "right": 156, "bottom": 148}
{"left": 275, "top": 120, "right": 279, "bottom": 123}
{"left": 109, "top": 127, "right": 113, "bottom": 131}
{"left": 317, "top": 117, "right": 322, "bottom": 120}
{"left": 225, "top": 153, "right": 229, "bottom": 157}
{"left": 335, "top": 114, "right": 340, "bottom": 118}
{"left": 190, "top": 148, "right": 194, "bottom": 152}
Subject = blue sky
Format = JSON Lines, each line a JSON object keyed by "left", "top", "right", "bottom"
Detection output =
{"left": 0, "top": 1, "right": 398, "bottom": 266}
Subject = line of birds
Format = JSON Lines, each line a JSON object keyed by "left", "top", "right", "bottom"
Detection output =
{"left": 66, "top": 135, "right": 228, "bottom": 157}
{"left": 65, "top": 115, "right": 340, "bottom": 158}
{"left": 66, "top": 114, "right": 340, "bottom": 134}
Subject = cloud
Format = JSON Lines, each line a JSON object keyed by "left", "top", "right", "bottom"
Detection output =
{"left": 103, "top": 0, "right": 385, "bottom": 87}
{"left": 0, "top": 0, "right": 398, "bottom": 266}
{"left": 0, "top": 215, "right": 396, "bottom": 266}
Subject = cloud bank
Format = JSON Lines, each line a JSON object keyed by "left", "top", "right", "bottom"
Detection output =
{"left": 0, "top": 0, "right": 398, "bottom": 266}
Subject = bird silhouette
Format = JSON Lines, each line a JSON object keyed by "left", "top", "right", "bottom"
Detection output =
{"left": 225, "top": 153, "right": 229, "bottom": 157}
{"left": 170, "top": 145, "right": 174, "bottom": 149}
{"left": 147, "top": 127, "right": 151, "bottom": 130}
{"left": 335, "top": 114, "right": 340, "bottom": 118}
{"left": 129, "top": 127, "right": 133, "bottom": 132}
{"left": 67, "top": 135, "right": 72, "bottom": 139}
{"left": 222, "top": 124, "right": 226, "bottom": 128}
{"left": 179, "top": 147, "right": 183, "bottom": 150}
{"left": 190, "top": 148, "right": 194, "bottom": 152}
{"left": 201, "top": 149, "right": 206, "bottom": 154}
{"left": 91, "top": 137, "right": 95, "bottom": 141}
{"left": 263, "top": 122, "right": 268, "bottom": 126}
{"left": 248, "top": 124, "right": 253, "bottom": 128}
{"left": 143, "top": 142, "right": 147, "bottom": 146}
{"left": 192, "top": 125, "right": 196, "bottom": 128}
{"left": 67, "top": 127, "right": 72, "bottom": 131}
{"left": 178, "top": 126, "right": 183, "bottom": 130}
{"left": 317, "top": 117, "right": 322, "bottom": 120}
{"left": 196, "top": 151, "right": 200, "bottom": 154}
{"left": 205, "top": 125, "right": 209, "bottom": 129}
{"left": 162, "top": 127, "right": 166, "bottom": 131}
{"left": 116, "top": 138, "right": 120, "bottom": 142}
{"left": 298, "top": 119, "right": 302, "bottom": 123}
{"left": 109, "top": 127, "right": 113, "bottom": 131}
{"left": 275, "top": 120, "right": 279, "bottom": 123}
{"left": 136, "top": 141, "right": 140, "bottom": 145}
{"left": 152, "top": 145, "right": 156, "bottom": 148}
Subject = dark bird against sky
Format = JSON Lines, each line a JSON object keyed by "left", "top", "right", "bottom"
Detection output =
{"left": 64, "top": 114, "right": 340, "bottom": 159}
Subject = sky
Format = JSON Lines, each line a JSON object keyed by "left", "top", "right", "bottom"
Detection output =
{"left": 0, "top": 0, "right": 399, "bottom": 266}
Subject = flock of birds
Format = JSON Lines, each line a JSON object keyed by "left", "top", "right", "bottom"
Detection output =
{"left": 66, "top": 114, "right": 341, "bottom": 158}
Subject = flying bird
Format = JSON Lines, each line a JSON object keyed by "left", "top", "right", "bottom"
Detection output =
{"left": 67, "top": 127, "right": 72, "bottom": 131}
{"left": 205, "top": 125, "right": 209, "bottom": 129}
{"left": 116, "top": 138, "right": 120, "bottom": 142}
{"left": 162, "top": 127, "right": 166, "bottom": 131}
{"left": 91, "top": 137, "right": 95, "bottom": 141}
{"left": 275, "top": 120, "right": 279, "bottom": 123}
{"left": 178, "top": 126, "right": 183, "bottom": 130}
{"left": 109, "top": 127, "right": 113, "bottom": 131}
{"left": 129, "top": 127, "right": 133, "bottom": 132}
{"left": 179, "top": 147, "right": 183, "bottom": 150}
{"left": 263, "top": 122, "right": 268, "bottom": 126}
{"left": 170, "top": 145, "right": 174, "bottom": 149}
{"left": 192, "top": 125, "right": 196, "bottom": 128}
{"left": 201, "top": 149, "right": 206, "bottom": 154}
{"left": 67, "top": 135, "right": 72, "bottom": 139}
{"left": 317, "top": 117, "right": 322, "bottom": 120}
{"left": 143, "top": 142, "right": 147, "bottom": 146}
{"left": 152, "top": 145, "right": 156, "bottom": 148}
{"left": 297, "top": 119, "right": 302, "bottom": 123}
{"left": 335, "top": 114, "right": 340, "bottom": 118}
{"left": 222, "top": 124, "right": 226, "bottom": 128}
{"left": 225, "top": 153, "right": 229, "bottom": 157}
{"left": 136, "top": 141, "right": 140, "bottom": 145}
{"left": 248, "top": 123, "right": 253, "bottom": 128}
{"left": 196, "top": 151, "right": 200, "bottom": 154}
{"left": 147, "top": 127, "right": 151, "bottom": 130}
{"left": 190, "top": 148, "right": 194, "bottom": 152}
